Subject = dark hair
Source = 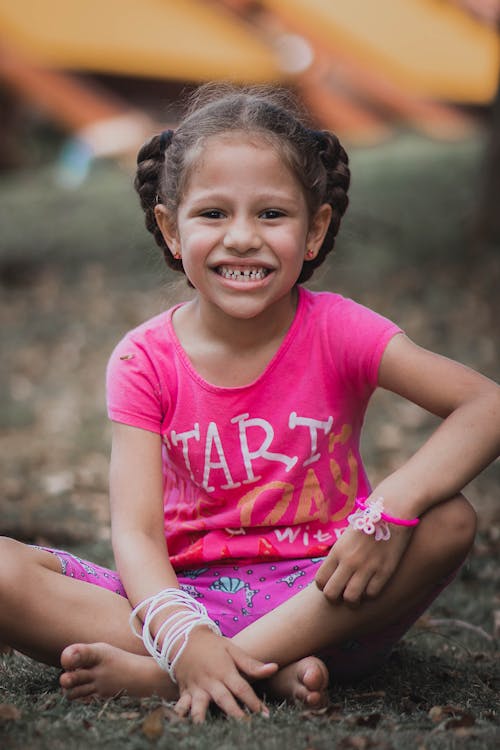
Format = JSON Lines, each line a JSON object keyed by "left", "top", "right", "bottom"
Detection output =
{"left": 134, "top": 83, "right": 350, "bottom": 283}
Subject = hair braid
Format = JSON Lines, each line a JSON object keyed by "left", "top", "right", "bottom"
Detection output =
{"left": 134, "top": 129, "right": 183, "bottom": 273}
{"left": 297, "top": 130, "right": 350, "bottom": 283}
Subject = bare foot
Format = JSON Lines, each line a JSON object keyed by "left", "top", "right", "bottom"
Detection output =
{"left": 264, "top": 655, "right": 329, "bottom": 707}
{"left": 60, "top": 643, "right": 177, "bottom": 701}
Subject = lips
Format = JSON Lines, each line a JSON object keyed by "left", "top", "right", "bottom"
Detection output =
{"left": 215, "top": 265, "right": 271, "bottom": 281}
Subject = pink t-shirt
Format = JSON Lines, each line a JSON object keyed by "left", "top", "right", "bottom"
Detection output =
{"left": 107, "top": 287, "right": 402, "bottom": 570}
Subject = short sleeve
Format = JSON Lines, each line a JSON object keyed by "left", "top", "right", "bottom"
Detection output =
{"left": 106, "top": 332, "right": 165, "bottom": 434}
{"left": 328, "top": 297, "right": 403, "bottom": 397}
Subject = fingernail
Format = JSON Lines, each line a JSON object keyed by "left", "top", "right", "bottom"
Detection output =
{"left": 261, "top": 705, "right": 270, "bottom": 718}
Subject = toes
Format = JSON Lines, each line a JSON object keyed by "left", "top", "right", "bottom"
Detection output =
{"left": 61, "top": 643, "right": 103, "bottom": 671}
{"left": 60, "top": 668, "right": 97, "bottom": 700}
{"left": 304, "top": 690, "right": 324, "bottom": 707}
{"left": 60, "top": 667, "right": 93, "bottom": 690}
{"left": 301, "top": 659, "right": 329, "bottom": 693}
{"left": 61, "top": 643, "right": 85, "bottom": 670}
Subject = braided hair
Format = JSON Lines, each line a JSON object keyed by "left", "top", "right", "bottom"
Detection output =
{"left": 134, "top": 83, "right": 350, "bottom": 283}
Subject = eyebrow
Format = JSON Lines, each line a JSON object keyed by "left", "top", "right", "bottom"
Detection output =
{"left": 187, "top": 190, "right": 301, "bottom": 205}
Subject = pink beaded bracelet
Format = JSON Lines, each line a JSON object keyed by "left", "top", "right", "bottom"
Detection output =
{"left": 355, "top": 497, "right": 420, "bottom": 527}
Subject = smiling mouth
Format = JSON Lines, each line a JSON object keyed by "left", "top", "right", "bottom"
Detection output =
{"left": 215, "top": 265, "right": 271, "bottom": 281}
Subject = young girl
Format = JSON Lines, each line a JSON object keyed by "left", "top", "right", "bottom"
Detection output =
{"left": 0, "top": 84, "right": 498, "bottom": 723}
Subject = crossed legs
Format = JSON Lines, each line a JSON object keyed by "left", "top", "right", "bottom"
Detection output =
{"left": 0, "top": 495, "right": 476, "bottom": 707}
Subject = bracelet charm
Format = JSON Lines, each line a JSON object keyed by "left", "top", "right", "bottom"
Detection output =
{"left": 348, "top": 497, "right": 391, "bottom": 541}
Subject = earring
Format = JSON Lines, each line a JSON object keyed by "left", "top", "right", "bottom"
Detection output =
{"left": 173, "top": 252, "right": 181, "bottom": 260}
{"left": 305, "top": 249, "right": 315, "bottom": 260}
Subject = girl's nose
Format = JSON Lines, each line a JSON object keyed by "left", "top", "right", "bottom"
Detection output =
{"left": 223, "top": 218, "right": 262, "bottom": 253}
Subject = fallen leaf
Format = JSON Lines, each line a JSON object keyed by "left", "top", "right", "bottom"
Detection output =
{"left": 300, "top": 704, "right": 343, "bottom": 720}
{"left": 346, "top": 712, "right": 382, "bottom": 729}
{"left": 429, "top": 704, "right": 476, "bottom": 731}
{"left": 142, "top": 706, "right": 165, "bottom": 740}
{"left": 0, "top": 703, "right": 22, "bottom": 721}
{"left": 161, "top": 703, "right": 185, "bottom": 724}
{"left": 453, "top": 727, "right": 474, "bottom": 738}
{"left": 445, "top": 713, "right": 475, "bottom": 730}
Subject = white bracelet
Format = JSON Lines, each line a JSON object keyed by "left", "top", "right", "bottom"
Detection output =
{"left": 130, "top": 588, "right": 221, "bottom": 683}
{"left": 347, "top": 497, "right": 391, "bottom": 541}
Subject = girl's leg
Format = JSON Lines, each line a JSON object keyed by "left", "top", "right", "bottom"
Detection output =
{"left": 57, "top": 493, "right": 475, "bottom": 705}
{"left": 233, "top": 494, "right": 476, "bottom": 700}
{"left": 2, "top": 493, "right": 474, "bottom": 705}
{"left": 0, "top": 537, "right": 177, "bottom": 700}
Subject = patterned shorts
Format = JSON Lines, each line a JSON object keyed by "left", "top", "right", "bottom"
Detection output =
{"left": 37, "top": 546, "right": 450, "bottom": 681}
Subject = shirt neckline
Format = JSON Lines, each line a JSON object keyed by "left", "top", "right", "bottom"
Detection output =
{"left": 166, "top": 286, "right": 307, "bottom": 393}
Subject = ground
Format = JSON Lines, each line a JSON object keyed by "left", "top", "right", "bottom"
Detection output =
{"left": 0, "top": 133, "right": 498, "bottom": 748}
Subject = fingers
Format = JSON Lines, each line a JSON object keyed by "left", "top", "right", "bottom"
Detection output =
{"left": 316, "top": 558, "right": 375, "bottom": 605}
{"left": 175, "top": 635, "right": 275, "bottom": 722}
{"left": 339, "top": 570, "right": 374, "bottom": 605}
{"left": 314, "top": 556, "right": 337, "bottom": 591}
{"left": 174, "top": 692, "right": 192, "bottom": 718}
{"left": 226, "top": 672, "right": 269, "bottom": 716}
{"left": 365, "top": 572, "right": 387, "bottom": 599}
{"left": 190, "top": 690, "right": 211, "bottom": 725}
{"left": 210, "top": 684, "right": 248, "bottom": 720}
{"left": 231, "top": 646, "right": 278, "bottom": 680}
{"left": 176, "top": 679, "right": 267, "bottom": 723}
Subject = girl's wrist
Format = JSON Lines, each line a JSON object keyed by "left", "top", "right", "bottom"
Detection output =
{"left": 356, "top": 497, "right": 419, "bottom": 526}
{"left": 367, "top": 482, "right": 431, "bottom": 520}
{"left": 348, "top": 496, "right": 419, "bottom": 541}
{"left": 129, "top": 588, "right": 221, "bottom": 683}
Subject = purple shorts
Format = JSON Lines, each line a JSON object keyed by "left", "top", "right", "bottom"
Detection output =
{"left": 38, "top": 546, "right": 450, "bottom": 681}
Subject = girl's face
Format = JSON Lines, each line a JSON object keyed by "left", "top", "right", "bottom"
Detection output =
{"left": 155, "top": 133, "right": 331, "bottom": 324}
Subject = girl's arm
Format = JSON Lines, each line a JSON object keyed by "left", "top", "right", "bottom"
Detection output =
{"left": 316, "top": 333, "right": 500, "bottom": 602}
{"left": 374, "top": 333, "right": 500, "bottom": 516}
{"left": 110, "top": 423, "right": 177, "bottom": 601}
{"left": 110, "top": 422, "right": 276, "bottom": 721}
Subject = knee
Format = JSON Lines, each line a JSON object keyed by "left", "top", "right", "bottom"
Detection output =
{"left": 0, "top": 537, "right": 31, "bottom": 591}
{"left": 425, "top": 494, "right": 477, "bottom": 562}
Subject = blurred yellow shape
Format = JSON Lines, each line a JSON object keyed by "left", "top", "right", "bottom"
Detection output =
{"left": 0, "top": 0, "right": 281, "bottom": 83}
{"left": 262, "top": 0, "right": 499, "bottom": 103}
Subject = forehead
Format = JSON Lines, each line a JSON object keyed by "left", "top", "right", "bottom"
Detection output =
{"left": 182, "top": 131, "right": 303, "bottom": 196}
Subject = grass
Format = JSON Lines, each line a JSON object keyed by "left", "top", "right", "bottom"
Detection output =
{"left": 1, "top": 131, "right": 499, "bottom": 748}
{"left": 1, "top": 592, "right": 499, "bottom": 750}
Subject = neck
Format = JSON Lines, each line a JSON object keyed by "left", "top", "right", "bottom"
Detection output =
{"left": 192, "top": 289, "right": 299, "bottom": 352}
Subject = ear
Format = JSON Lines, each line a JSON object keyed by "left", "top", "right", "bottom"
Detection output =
{"left": 154, "top": 204, "right": 181, "bottom": 258}
{"left": 305, "top": 203, "right": 332, "bottom": 260}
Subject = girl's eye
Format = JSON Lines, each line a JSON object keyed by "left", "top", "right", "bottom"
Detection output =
{"left": 200, "top": 209, "right": 224, "bottom": 219}
{"left": 260, "top": 209, "right": 285, "bottom": 220}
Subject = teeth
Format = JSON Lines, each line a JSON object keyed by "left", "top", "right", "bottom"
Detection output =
{"left": 217, "top": 266, "right": 269, "bottom": 281}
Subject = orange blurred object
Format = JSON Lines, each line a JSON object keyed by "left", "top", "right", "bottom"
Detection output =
{"left": 0, "top": 0, "right": 281, "bottom": 83}
{"left": 262, "top": 0, "right": 499, "bottom": 104}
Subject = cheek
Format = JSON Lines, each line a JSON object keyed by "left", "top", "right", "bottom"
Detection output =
{"left": 180, "top": 228, "right": 218, "bottom": 256}
{"left": 278, "top": 228, "right": 308, "bottom": 259}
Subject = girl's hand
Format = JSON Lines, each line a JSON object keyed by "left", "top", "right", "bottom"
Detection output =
{"left": 315, "top": 525, "right": 413, "bottom": 605}
{"left": 173, "top": 626, "right": 278, "bottom": 723}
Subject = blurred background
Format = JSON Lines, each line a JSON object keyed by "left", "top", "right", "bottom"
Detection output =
{"left": 0, "top": 0, "right": 499, "bottom": 555}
